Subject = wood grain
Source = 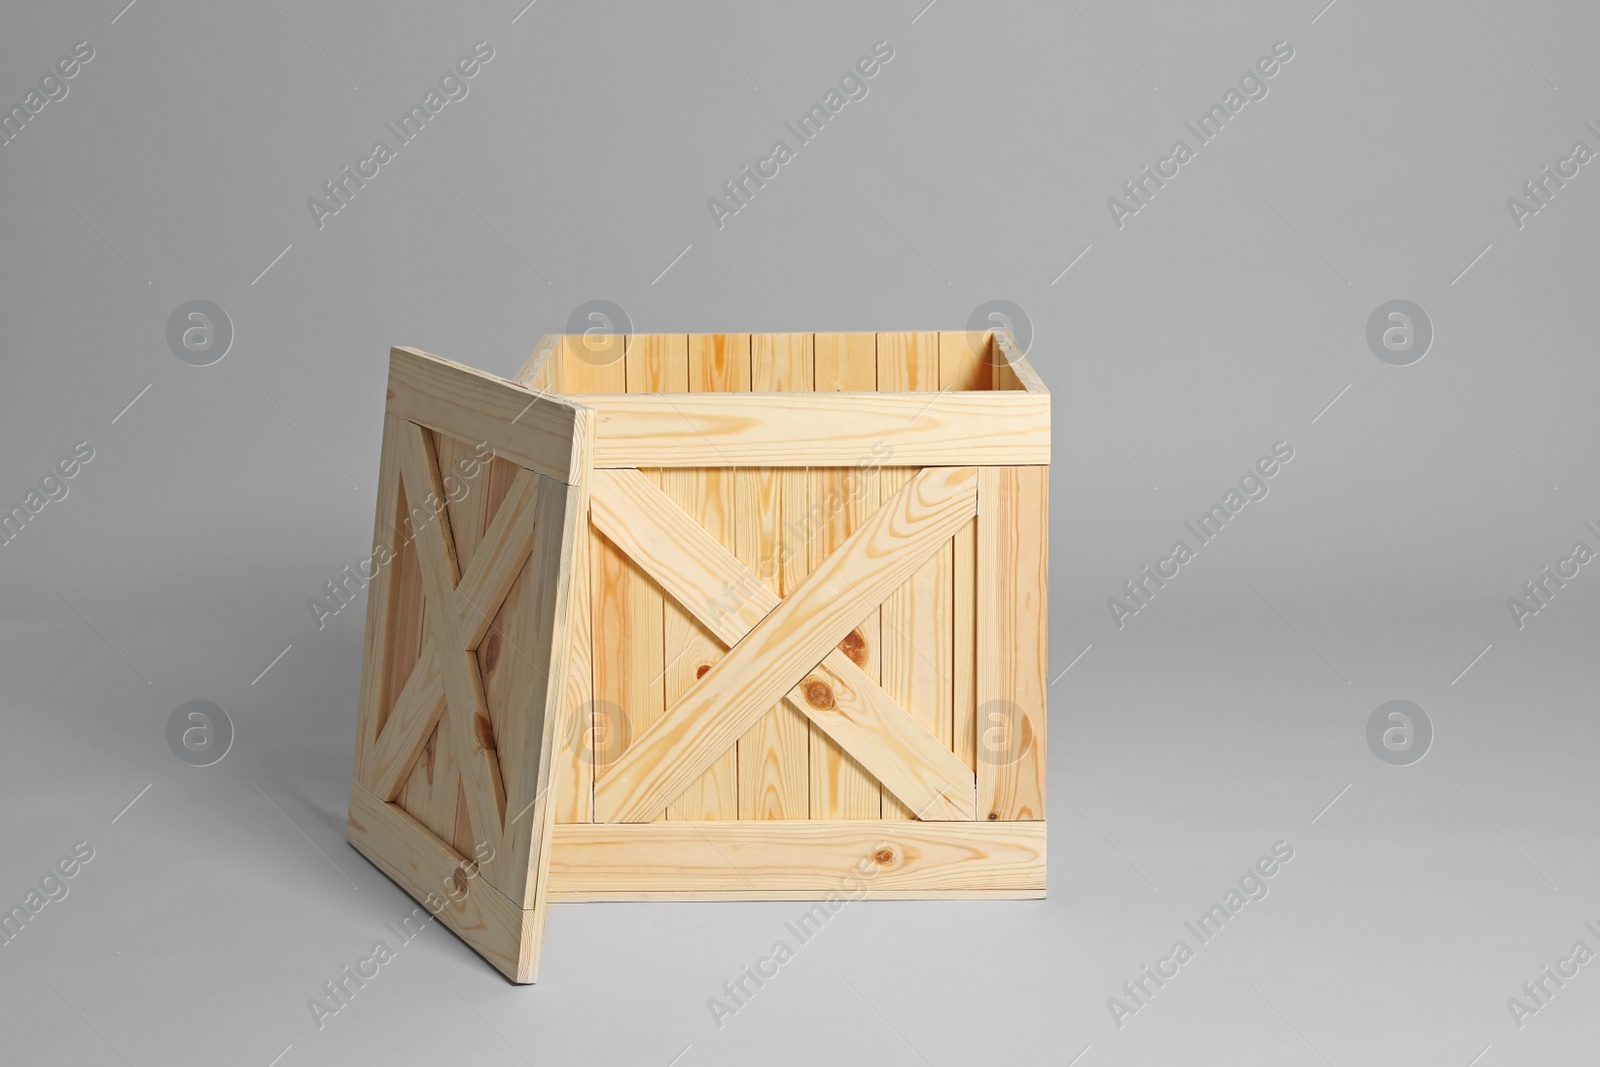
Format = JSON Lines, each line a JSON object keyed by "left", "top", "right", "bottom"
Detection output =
{"left": 388, "top": 346, "right": 588, "bottom": 484}
{"left": 594, "top": 466, "right": 978, "bottom": 822}
{"left": 545, "top": 819, "right": 1044, "bottom": 900}
{"left": 975, "top": 466, "right": 1048, "bottom": 821}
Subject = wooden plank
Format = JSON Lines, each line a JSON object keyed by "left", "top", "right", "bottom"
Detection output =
{"left": 812, "top": 332, "right": 880, "bottom": 819}
{"left": 940, "top": 336, "right": 983, "bottom": 770}
{"left": 353, "top": 414, "right": 407, "bottom": 784}
{"left": 594, "top": 466, "right": 978, "bottom": 822}
{"left": 668, "top": 335, "right": 742, "bottom": 819}
{"left": 937, "top": 330, "right": 993, "bottom": 391}
{"left": 494, "top": 473, "right": 586, "bottom": 908}
{"left": 992, "top": 329, "right": 1049, "bottom": 394}
{"left": 582, "top": 391, "right": 1049, "bottom": 467}
{"left": 512, "top": 333, "right": 562, "bottom": 392}
{"left": 433, "top": 434, "right": 489, "bottom": 573}
{"left": 388, "top": 346, "right": 588, "bottom": 484}
{"left": 877, "top": 331, "right": 953, "bottom": 819}
{"left": 545, "top": 820, "right": 1045, "bottom": 900}
{"left": 347, "top": 786, "right": 541, "bottom": 982}
{"left": 552, "top": 497, "right": 593, "bottom": 825}
{"left": 454, "top": 469, "right": 541, "bottom": 650}
{"left": 589, "top": 467, "right": 974, "bottom": 820}
{"left": 397, "top": 423, "right": 508, "bottom": 866}
{"left": 740, "top": 333, "right": 811, "bottom": 819}
{"left": 366, "top": 634, "right": 444, "bottom": 800}
{"left": 976, "top": 466, "right": 1048, "bottom": 821}
{"left": 395, "top": 604, "right": 462, "bottom": 847}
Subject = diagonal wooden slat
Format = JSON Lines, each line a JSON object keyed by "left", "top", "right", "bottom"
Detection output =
{"left": 397, "top": 422, "right": 508, "bottom": 864}
{"left": 592, "top": 467, "right": 974, "bottom": 821}
{"left": 366, "top": 629, "right": 445, "bottom": 800}
{"left": 593, "top": 466, "right": 979, "bottom": 823}
{"left": 454, "top": 468, "right": 541, "bottom": 650}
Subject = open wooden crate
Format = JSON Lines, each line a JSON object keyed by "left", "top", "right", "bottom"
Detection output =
{"left": 348, "top": 331, "right": 1049, "bottom": 982}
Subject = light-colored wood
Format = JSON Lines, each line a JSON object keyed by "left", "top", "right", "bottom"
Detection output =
{"left": 595, "top": 466, "right": 978, "bottom": 823}
{"left": 388, "top": 347, "right": 589, "bottom": 485}
{"left": 668, "top": 336, "right": 742, "bottom": 819}
{"left": 589, "top": 467, "right": 974, "bottom": 820}
{"left": 940, "top": 335, "right": 984, "bottom": 771}
{"left": 495, "top": 472, "right": 586, "bottom": 908}
{"left": 398, "top": 422, "right": 509, "bottom": 867}
{"left": 513, "top": 333, "right": 563, "bottom": 393}
{"left": 992, "top": 329, "right": 1049, "bottom": 394}
{"left": 739, "top": 333, "right": 811, "bottom": 819}
{"left": 354, "top": 334, "right": 1048, "bottom": 982}
{"left": 552, "top": 503, "right": 593, "bottom": 825}
{"left": 975, "top": 466, "right": 1049, "bottom": 821}
{"left": 581, "top": 391, "right": 1048, "bottom": 467}
{"left": 811, "top": 333, "right": 880, "bottom": 819}
{"left": 366, "top": 634, "right": 444, "bottom": 801}
{"left": 876, "top": 331, "right": 954, "bottom": 820}
{"left": 454, "top": 469, "right": 541, "bottom": 650}
{"left": 347, "top": 786, "right": 540, "bottom": 982}
{"left": 545, "top": 820, "right": 1044, "bottom": 900}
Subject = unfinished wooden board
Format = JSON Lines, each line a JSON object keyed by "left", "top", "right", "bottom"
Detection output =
{"left": 581, "top": 391, "right": 1048, "bottom": 467}
{"left": 594, "top": 467, "right": 979, "bottom": 823}
{"left": 546, "top": 820, "right": 1045, "bottom": 900}
{"left": 737, "top": 333, "right": 811, "bottom": 819}
{"left": 387, "top": 347, "right": 587, "bottom": 485}
{"left": 351, "top": 348, "right": 590, "bottom": 983}
{"left": 976, "top": 465, "right": 1049, "bottom": 821}
{"left": 667, "top": 335, "right": 742, "bottom": 819}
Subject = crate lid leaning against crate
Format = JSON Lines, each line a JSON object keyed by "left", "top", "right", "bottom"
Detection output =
{"left": 346, "top": 331, "right": 1050, "bottom": 982}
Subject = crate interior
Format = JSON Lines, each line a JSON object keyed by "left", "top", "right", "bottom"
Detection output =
{"left": 531, "top": 331, "right": 1029, "bottom": 394}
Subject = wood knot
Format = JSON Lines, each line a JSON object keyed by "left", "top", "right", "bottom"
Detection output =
{"left": 480, "top": 631, "right": 501, "bottom": 674}
{"left": 452, "top": 868, "right": 470, "bottom": 895}
{"left": 838, "top": 628, "right": 868, "bottom": 666}
{"left": 475, "top": 714, "right": 497, "bottom": 756}
{"left": 987, "top": 811, "right": 999, "bottom": 821}
{"left": 695, "top": 663, "right": 711, "bottom": 679}
{"left": 872, "top": 847, "right": 896, "bottom": 866}
{"left": 801, "top": 677, "right": 835, "bottom": 710}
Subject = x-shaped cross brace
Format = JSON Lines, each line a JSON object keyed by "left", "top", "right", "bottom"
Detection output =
{"left": 591, "top": 465, "right": 980, "bottom": 822}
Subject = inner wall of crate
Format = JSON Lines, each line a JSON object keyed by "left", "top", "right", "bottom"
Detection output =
{"left": 549, "top": 332, "right": 998, "bottom": 822}
{"left": 526, "top": 331, "right": 1027, "bottom": 395}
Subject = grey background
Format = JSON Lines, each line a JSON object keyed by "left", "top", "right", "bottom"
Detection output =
{"left": 2, "top": 0, "right": 1596, "bottom": 1063}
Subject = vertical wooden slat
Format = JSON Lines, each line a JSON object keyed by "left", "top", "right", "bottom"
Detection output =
{"left": 809, "top": 332, "right": 881, "bottom": 819}
{"left": 552, "top": 501, "right": 593, "bottom": 824}
{"left": 975, "top": 466, "right": 1048, "bottom": 820}
{"left": 578, "top": 339, "right": 660, "bottom": 821}
{"left": 940, "top": 333, "right": 984, "bottom": 770}
{"left": 877, "top": 332, "right": 956, "bottom": 819}
{"left": 668, "top": 335, "right": 742, "bottom": 819}
{"left": 739, "top": 334, "right": 812, "bottom": 819}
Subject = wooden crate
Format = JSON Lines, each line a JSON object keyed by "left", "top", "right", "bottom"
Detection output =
{"left": 348, "top": 331, "right": 1049, "bottom": 982}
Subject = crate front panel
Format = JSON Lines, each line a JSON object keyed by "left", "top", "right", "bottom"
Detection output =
{"left": 537, "top": 332, "right": 1048, "bottom": 828}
